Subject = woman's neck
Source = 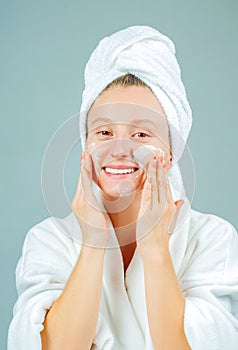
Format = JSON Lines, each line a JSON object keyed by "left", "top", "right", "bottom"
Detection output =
{"left": 101, "top": 190, "right": 142, "bottom": 246}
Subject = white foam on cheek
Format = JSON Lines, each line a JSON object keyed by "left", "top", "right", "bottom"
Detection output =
{"left": 133, "top": 145, "right": 164, "bottom": 168}
{"left": 146, "top": 145, "right": 165, "bottom": 157}
{"left": 87, "top": 142, "right": 96, "bottom": 153}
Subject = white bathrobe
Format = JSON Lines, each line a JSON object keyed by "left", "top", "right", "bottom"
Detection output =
{"left": 8, "top": 198, "right": 238, "bottom": 350}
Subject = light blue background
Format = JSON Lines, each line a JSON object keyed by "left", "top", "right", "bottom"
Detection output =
{"left": 1, "top": 0, "right": 237, "bottom": 348}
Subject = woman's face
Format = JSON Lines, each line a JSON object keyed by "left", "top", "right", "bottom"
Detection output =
{"left": 86, "top": 86, "right": 171, "bottom": 199}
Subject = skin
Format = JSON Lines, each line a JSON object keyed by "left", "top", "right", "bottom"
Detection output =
{"left": 41, "top": 85, "right": 191, "bottom": 350}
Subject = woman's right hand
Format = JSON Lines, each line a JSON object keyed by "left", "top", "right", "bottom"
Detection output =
{"left": 71, "top": 151, "right": 111, "bottom": 248}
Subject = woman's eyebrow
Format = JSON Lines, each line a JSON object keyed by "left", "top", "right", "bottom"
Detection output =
{"left": 90, "top": 117, "right": 113, "bottom": 127}
{"left": 130, "top": 119, "right": 157, "bottom": 128}
{"left": 90, "top": 117, "right": 157, "bottom": 129}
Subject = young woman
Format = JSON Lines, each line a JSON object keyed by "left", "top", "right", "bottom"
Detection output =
{"left": 8, "top": 25, "right": 238, "bottom": 350}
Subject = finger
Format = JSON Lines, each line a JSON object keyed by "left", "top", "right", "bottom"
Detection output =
{"left": 72, "top": 156, "right": 85, "bottom": 205}
{"left": 168, "top": 200, "right": 184, "bottom": 234}
{"left": 139, "top": 164, "right": 153, "bottom": 215}
{"left": 141, "top": 178, "right": 152, "bottom": 209}
{"left": 72, "top": 153, "right": 103, "bottom": 223}
{"left": 157, "top": 158, "right": 168, "bottom": 207}
{"left": 159, "top": 157, "right": 174, "bottom": 204}
{"left": 80, "top": 153, "right": 99, "bottom": 210}
{"left": 165, "top": 175, "right": 174, "bottom": 205}
{"left": 79, "top": 151, "right": 90, "bottom": 193}
{"left": 84, "top": 152, "right": 93, "bottom": 181}
{"left": 150, "top": 158, "right": 158, "bottom": 208}
{"left": 81, "top": 166, "right": 99, "bottom": 210}
{"left": 81, "top": 151, "right": 86, "bottom": 161}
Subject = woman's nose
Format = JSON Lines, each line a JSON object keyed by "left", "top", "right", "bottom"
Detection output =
{"left": 110, "top": 138, "right": 133, "bottom": 158}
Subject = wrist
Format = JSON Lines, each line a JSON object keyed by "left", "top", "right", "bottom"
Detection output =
{"left": 80, "top": 244, "right": 107, "bottom": 257}
{"left": 138, "top": 242, "right": 170, "bottom": 264}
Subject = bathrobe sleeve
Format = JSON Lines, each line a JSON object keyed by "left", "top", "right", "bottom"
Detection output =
{"left": 7, "top": 218, "right": 76, "bottom": 350}
{"left": 7, "top": 217, "right": 114, "bottom": 350}
{"left": 181, "top": 215, "right": 238, "bottom": 350}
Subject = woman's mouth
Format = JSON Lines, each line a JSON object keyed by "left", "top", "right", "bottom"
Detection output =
{"left": 102, "top": 165, "right": 139, "bottom": 178}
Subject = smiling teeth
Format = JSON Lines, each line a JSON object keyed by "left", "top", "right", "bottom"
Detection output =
{"left": 104, "top": 167, "right": 136, "bottom": 175}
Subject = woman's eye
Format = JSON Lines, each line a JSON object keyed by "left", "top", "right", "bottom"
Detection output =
{"left": 133, "top": 132, "right": 150, "bottom": 138}
{"left": 97, "top": 130, "right": 112, "bottom": 136}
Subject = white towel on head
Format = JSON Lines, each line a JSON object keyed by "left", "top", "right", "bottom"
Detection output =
{"left": 79, "top": 25, "right": 193, "bottom": 202}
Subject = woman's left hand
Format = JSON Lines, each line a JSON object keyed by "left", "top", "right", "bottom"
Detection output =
{"left": 136, "top": 155, "right": 184, "bottom": 257}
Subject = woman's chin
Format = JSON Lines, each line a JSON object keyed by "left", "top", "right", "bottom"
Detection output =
{"left": 99, "top": 183, "right": 136, "bottom": 200}
{"left": 96, "top": 169, "right": 146, "bottom": 200}
{"left": 98, "top": 181, "right": 146, "bottom": 207}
